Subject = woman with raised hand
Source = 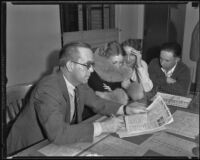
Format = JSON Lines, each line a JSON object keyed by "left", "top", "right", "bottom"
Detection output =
{"left": 121, "top": 39, "right": 153, "bottom": 93}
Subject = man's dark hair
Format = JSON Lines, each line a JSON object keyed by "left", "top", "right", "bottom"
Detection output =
{"left": 160, "top": 42, "right": 182, "bottom": 58}
{"left": 59, "top": 41, "right": 92, "bottom": 66}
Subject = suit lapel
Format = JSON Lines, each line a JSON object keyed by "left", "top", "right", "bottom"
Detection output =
{"left": 171, "top": 61, "right": 180, "bottom": 78}
{"left": 56, "top": 70, "right": 71, "bottom": 122}
{"left": 56, "top": 70, "right": 83, "bottom": 123}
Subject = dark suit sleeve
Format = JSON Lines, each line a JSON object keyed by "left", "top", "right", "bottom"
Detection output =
{"left": 80, "top": 84, "right": 122, "bottom": 115}
{"left": 148, "top": 59, "right": 166, "bottom": 87}
{"left": 33, "top": 84, "right": 94, "bottom": 145}
{"left": 149, "top": 59, "right": 191, "bottom": 96}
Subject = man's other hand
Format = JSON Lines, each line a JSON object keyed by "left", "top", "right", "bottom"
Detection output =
{"left": 100, "top": 116, "right": 124, "bottom": 133}
{"left": 125, "top": 102, "right": 147, "bottom": 114}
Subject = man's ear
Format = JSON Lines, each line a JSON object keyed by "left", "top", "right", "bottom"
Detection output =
{"left": 176, "top": 57, "right": 180, "bottom": 63}
{"left": 66, "top": 61, "right": 73, "bottom": 72}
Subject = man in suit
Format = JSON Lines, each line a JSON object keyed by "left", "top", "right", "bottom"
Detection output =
{"left": 148, "top": 42, "right": 191, "bottom": 96}
{"left": 7, "top": 42, "right": 147, "bottom": 155}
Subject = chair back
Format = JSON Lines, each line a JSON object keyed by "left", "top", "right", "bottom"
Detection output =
{"left": 6, "top": 83, "right": 33, "bottom": 124}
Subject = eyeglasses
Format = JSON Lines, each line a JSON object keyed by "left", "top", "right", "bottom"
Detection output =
{"left": 112, "top": 61, "right": 123, "bottom": 66}
{"left": 72, "top": 61, "right": 95, "bottom": 70}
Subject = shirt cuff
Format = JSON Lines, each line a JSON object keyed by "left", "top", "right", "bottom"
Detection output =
{"left": 137, "top": 66, "right": 145, "bottom": 71}
{"left": 93, "top": 122, "right": 103, "bottom": 137}
{"left": 116, "top": 105, "right": 124, "bottom": 115}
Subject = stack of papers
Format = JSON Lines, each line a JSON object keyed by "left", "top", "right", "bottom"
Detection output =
{"left": 152, "top": 92, "right": 192, "bottom": 108}
{"left": 79, "top": 135, "right": 139, "bottom": 156}
{"left": 136, "top": 132, "right": 197, "bottom": 157}
{"left": 166, "top": 110, "right": 199, "bottom": 139}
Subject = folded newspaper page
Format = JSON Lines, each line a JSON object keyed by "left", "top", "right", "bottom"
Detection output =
{"left": 117, "top": 95, "right": 174, "bottom": 138}
{"left": 151, "top": 92, "right": 192, "bottom": 108}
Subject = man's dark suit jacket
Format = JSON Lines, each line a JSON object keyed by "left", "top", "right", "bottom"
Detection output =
{"left": 7, "top": 69, "right": 121, "bottom": 155}
{"left": 148, "top": 58, "right": 191, "bottom": 96}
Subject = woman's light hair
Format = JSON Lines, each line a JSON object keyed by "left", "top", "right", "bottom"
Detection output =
{"left": 97, "top": 41, "right": 123, "bottom": 58}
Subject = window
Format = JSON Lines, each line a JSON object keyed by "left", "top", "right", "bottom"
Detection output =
{"left": 61, "top": 4, "right": 115, "bottom": 32}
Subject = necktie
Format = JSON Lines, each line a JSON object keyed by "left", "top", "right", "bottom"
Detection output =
{"left": 71, "top": 87, "right": 79, "bottom": 124}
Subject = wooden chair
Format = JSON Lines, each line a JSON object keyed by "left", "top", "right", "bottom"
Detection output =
{"left": 6, "top": 83, "right": 33, "bottom": 128}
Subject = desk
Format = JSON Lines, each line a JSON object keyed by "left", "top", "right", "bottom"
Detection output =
{"left": 10, "top": 94, "right": 199, "bottom": 157}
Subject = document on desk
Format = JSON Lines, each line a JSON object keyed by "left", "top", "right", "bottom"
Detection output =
{"left": 166, "top": 110, "right": 199, "bottom": 139}
{"left": 117, "top": 96, "right": 174, "bottom": 138}
{"left": 152, "top": 92, "right": 192, "bottom": 108}
{"left": 38, "top": 116, "right": 109, "bottom": 156}
{"left": 80, "top": 135, "right": 140, "bottom": 156}
{"left": 137, "top": 132, "right": 197, "bottom": 157}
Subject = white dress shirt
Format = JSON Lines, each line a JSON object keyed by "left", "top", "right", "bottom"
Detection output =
{"left": 161, "top": 63, "right": 177, "bottom": 78}
{"left": 63, "top": 75, "right": 76, "bottom": 121}
{"left": 63, "top": 75, "right": 124, "bottom": 137}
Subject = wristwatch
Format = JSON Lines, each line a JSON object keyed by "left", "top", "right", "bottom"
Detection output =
{"left": 123, "top": 105, "right": 127, "bottom": 115}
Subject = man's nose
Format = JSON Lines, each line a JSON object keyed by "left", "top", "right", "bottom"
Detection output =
{"left": 160, "top": 60, "right": 165, "bottom": 66}
{"left": 88, "top": 66, "right": 94, "bottom": 73}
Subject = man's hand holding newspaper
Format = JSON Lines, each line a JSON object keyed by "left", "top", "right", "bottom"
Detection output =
{"left": 117, "top": 96, "right": 174, "bottom": 138}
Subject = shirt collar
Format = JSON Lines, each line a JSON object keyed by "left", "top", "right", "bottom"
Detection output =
{"left": 63, "top": 75, "right": 75, "bottom": 96}
{"left": 161, "top": 62, "right": 177, "bottom": 77}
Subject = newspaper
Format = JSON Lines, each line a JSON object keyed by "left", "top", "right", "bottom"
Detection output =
{"left": 166, "top": 110, "right": 199, "bottom": 139}
{"left": 135, "top": 132, "right": 197, "bottom": 157}
{"left": 117, "top": 95, "right": 174, "bottom": 138}
{"left": 152, "top": 92, "right": 192, "bottom": 108}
